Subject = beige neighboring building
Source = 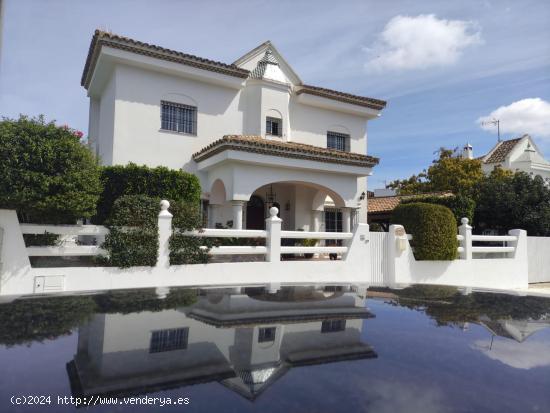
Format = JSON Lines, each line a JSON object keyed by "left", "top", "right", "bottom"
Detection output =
{"left": 463, "top": 135, "right": 550, "bottom": 181}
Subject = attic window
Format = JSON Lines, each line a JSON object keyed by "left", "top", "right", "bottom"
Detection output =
{"left": 266, "top": 117, "right": 282, "bottom": 136}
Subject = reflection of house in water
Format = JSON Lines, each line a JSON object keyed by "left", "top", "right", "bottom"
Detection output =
{"left": 67, "top": 286, "right": 376, "bottom": 401}
{"left": 479, "top": 315, "right": 550, "bottom": 343}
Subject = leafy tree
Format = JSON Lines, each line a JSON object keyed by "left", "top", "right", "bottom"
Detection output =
{"left": 0, "top": 115, "right": 101, "bottom": 223}
{"left": 388, "top": 148, "right": 483, "bottom": 198}
{"left": 475, "top": 171, "right": 550, "bottom": 235}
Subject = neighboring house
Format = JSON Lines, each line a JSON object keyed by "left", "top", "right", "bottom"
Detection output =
{"left": 82, "top": 30, "right": 386, "bottom": 231}
{"left": 463, "top": 135, "right": 550, "bottom": 181}
{"left": 68, "top": 287, "right": 376, "bottom": 400}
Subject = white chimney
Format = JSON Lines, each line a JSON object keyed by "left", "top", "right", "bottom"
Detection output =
{"left": 463, "top": 143, "right": 473, "bottom": 160}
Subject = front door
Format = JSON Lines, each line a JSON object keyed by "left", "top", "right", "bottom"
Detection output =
{"left": 246, "top": 195, "right": 265, "bottom": 229}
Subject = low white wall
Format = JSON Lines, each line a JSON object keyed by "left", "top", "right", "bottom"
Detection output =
{"left": 527, "top": 236, "right": 550, "bottom": 283}
{"left": 387, "top": 225, "right": 529, "bottom": 290}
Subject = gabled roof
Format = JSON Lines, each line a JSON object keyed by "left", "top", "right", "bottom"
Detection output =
{"left": 81, "top": 30, "right": 249, "bottom": 88}
{"left": 233, "top": 40, "right": 302, "bottom": 85}
{"left": 192, "top": 135, "right": 379, "bottom": 167}
{"left": 82, "top": 31, "right": 386, "bottom": 110}
{"left": 482, "top": 137, "right": 524, "bottom": 164}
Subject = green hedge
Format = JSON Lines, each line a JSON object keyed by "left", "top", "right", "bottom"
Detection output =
{"left": 391, "top": 202, "right": 458, "bottom": 260}
{"left": 400, "top": 194, "right": 475, "bottom": 225}
{"left": 101, "top": 195, "right": 160, "bottom": 268}
{"left": 95, "top": 163, "right": 201, "bottom": 223}
{"left": 169, "top": 199, "right": 212, "bottom": 264}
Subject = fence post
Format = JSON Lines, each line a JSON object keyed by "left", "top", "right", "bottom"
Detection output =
{"left": 157, "top": 200, "right": 173, "bottom": 268}
{"left": 265, "top": 207, "right": 281, "bottom": 262}
{"left": 459, "top": 218, "right": 472, "bottom": 260}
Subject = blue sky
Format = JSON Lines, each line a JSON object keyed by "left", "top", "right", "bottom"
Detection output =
{"left": 1, "top": 0, "right": 549, "bottom": 188}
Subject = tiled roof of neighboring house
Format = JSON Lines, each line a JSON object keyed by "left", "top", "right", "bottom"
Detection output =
{"left": 82, "top": 31, "right": 387, "bottom": 111}
{"left": 368, "top": 192, "right": 453, "bottom": 214}
{"left": 295, "top": 84, "right": 387, "bottom": 110}
{"left": 193, "top": 135, "right": 379, "bottom": 167}
{"left": 81, "top": 30, "right": 250, "bottom": 88}
{"left": 482, "top": 137, "right": 523, "bottom": 164}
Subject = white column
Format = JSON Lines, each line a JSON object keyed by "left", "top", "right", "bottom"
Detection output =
{"left": 231, "top": 201, "right": 245, "bottom": 230}
{"left": 266, "top": 206, "right": 282, "bottom": 262}
{"left": 208, "top": 204, "right": 219, "bottom": 228}
{"left": 458, "top": 217, "right": 472, "bottom": 260}
{"left": 157, "top": 200, "right": 173, "bottom": 268}
{"left": 342, "top": 207, "right": 351, "bottom": 233}
{"left": 312, "top": 210, "right": 323, "bottom": 232}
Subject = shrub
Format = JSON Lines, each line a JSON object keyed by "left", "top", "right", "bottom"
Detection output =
{"left": 400, "top": 194, "right": 475, "bottom": 225}
{"left": 0, "top": 115, "right": 101, "bottom": 223}
{"left": 391, "top": 202, "right": 458, "bottom": 260}
{"left": 169, "top": 199, "right": 212, "bottom": 264}
{"left": 0, "top": 296, "right": 96, "bottom": 347}
{"left": 102, "top": 195, "right": 159, "bottom": 267}
{"left": 95, "top": 163, "right": 201, "bottom": 223}
{"left": 94, "top": 288, "right": 197, "bottom": 314}
{"left": 475, "top": 171, "right": 550, "bottom": 235}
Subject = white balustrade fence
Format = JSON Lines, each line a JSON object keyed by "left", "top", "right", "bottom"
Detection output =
{"left": 457, "top": 218, "right": 519, "bottom": 259}
{"left": 20, "top": 223, "right": 109, "bottom": 257}
{"left": 180, "top": 206, "right": 352, "bottom": 261}
{"left": 15, "top": 202, "right": 353, "bottom": 264}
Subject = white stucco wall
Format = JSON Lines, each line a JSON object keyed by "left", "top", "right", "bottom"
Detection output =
{"left": 90, "top": 63, "right": 373, "bottom": 174}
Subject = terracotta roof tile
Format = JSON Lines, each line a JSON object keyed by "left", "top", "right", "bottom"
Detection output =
{"left": 296, "top": 84, "right": 387, "bottom": 111}
{"left": 367, "top": 192, "right": 453, "bottom": 214}
{"left": 193, "top": 135, "right": 379, "bottom": 167}
{"left": 82, "top": 30, "right": 387, "bottom": 111}
{"left": 82, "top": 30, "right": 249, "bottom": 88}
{"left": 483, "top": 138, "right": 523, "bottom": 164}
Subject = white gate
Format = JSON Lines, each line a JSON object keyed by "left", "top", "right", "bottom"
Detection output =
{"left": 369, "top": 232, "right": 389, "bottom": 286}
{"left": 527, "top": 236, "right": 550, "bottom": 283}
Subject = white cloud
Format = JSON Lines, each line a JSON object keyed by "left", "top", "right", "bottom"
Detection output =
{"left": 472, "top": 339, "right": 550, "bottom": 369}
{"left": 365, "top": 14, "right": 482, "bottom": 72}
{"left": 478, "top": 98, "right": 550, "bottom": 138}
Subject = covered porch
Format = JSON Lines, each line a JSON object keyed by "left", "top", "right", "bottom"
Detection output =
{"left": 193, "top": 135, "right": 379, "bottom": 233}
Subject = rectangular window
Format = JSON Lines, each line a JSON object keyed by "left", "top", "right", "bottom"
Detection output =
{"left": 324, "top": 208, "right": 343, "bottom": 233}
{"left": 161, "top": 101, "right": 197, "bottom": 135}
{"left": 149, "top": 327, "right": 189, "bottom": 353}
{"left": 258, "top": 327, "right": 276, "bottom": 343}
{"left": 327, "top": 131, "right": 350, "bottom": 152}
{"left": 321, "top": 319, "right": 346, "bottom": 333}
{"left": 266, "top": 117, "right": 282, "bottom": 136}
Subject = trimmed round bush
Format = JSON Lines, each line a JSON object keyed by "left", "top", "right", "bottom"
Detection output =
{"left": 391, "top": 202, "right": 458, "bottom": 260}
{"left": 400, "top": 194, "right": 475, "bottom": 226}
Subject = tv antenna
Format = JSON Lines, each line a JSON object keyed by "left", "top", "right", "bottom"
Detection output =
{"left": 482, "top": 119, "right": 501, "bottom": 142}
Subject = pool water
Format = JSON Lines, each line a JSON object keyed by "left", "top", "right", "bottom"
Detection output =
{"left": 0, "top": 285, "right": 549, "bottom": 412}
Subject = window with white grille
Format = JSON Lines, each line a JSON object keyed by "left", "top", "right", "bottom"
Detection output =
{"left": 149, "top": 327, "right": 189, "bottom": 353}
{"left": 321, "top": 319, "right": 346, "bottom": 333}
{"left": 161, "top": 101, "right": 197, "bottom": 135}
{"left": 327, "top": 131, "right": 350, "bottom": 152}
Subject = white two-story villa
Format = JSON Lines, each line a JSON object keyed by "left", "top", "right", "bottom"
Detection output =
{"left": 83, "top": 30, "right": 386, "bottom": 231}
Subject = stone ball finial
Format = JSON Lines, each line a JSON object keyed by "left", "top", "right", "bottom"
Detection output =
{"left": 160, "top": 200, "right": 170, "bottom": 211}
{"left": 461, "top": 217, "right": 469, "bottom": 225}
{"left": 269, "top": 206, "right": 279, "bottom": 217}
